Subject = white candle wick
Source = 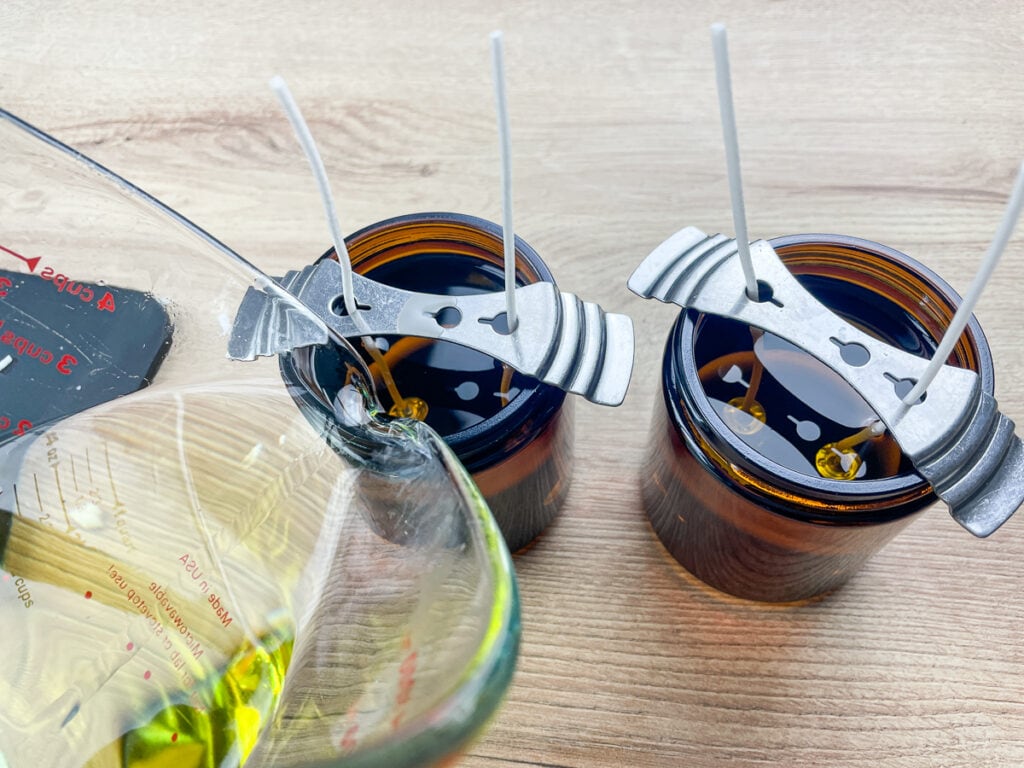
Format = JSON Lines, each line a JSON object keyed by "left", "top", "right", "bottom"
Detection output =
{"left": 903, "top": 161, "right": 1024, "bottom": 405}
{"left": 490, "top": 30, "right": 519, "bottom": 333}
{"left": 711, "top": 23, "right": 758, "bottom": 301}
{"left": 270, "top": 75, "right": 368, "bottom": 334}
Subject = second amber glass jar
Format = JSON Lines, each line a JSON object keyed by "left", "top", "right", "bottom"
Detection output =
{"left": 642, "top": 234, "right": 994, "bottom": 602}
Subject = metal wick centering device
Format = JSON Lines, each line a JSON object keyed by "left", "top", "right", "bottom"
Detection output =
{"left": 630, "top": 226, "right": 1024, "bottom": 538}
{"left": 230, "top": 258, "right": 634, "bottom": 408}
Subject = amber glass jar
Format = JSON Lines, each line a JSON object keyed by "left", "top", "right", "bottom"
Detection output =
{"left": 642, "top": 234, "right": 994, "bottom": 602}
{"left": 282, "top": 213, "right": 572, "bottom": 553}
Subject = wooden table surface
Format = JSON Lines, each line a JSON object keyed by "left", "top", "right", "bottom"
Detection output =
{"left": 4, "top": 2, "right": 1023, "bottom": 766}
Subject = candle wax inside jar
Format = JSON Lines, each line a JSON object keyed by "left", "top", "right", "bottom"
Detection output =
{"left": 694, "top": 312, "right": 919, "bottom": 481}
{"left": 310, "top": 252, "right": 538, "bottom": 436}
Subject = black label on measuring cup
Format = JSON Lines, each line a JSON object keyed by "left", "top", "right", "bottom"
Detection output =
{"left": 0, "top": 268, "right": 173, "bottom": 443}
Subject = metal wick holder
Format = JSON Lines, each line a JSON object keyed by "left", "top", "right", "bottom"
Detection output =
{"left": 228, "top": 258, "right": 635, "bottom": 407}
{"left": 629, "top": 226, "right": 1024, "bottom": 537}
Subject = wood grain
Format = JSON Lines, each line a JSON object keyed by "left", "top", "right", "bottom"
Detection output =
{"left": 2, "top": 1, "right": 1023, "bottom": 765}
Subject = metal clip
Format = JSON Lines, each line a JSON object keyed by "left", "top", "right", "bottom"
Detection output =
{"left": 629, "top": 226, "right": 1024, "bottom": 537}
{"left": 229, "top": 259, "right": 634, "bottom": 406}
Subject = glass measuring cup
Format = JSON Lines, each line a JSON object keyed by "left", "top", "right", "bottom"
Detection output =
{"left": 0, "top": 109, "right": 519, "bottom": 767}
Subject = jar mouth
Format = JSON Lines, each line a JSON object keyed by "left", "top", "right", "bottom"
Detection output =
{"left": 282, "top": 212, "right": 566, "bottom": 473}
{"left": 344, "top": 212, "right": 549, "bottom": 280}
{"left": 668, "top": 233, "right": 995, "bottom": 516}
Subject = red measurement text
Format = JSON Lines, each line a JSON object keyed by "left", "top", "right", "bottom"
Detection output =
{"left": 0, "top": 416, "right": 32, "bottom": 435}
{"left": 0, "top": 319, "right": 78, "bottom": 374}
{"left": 38, "top": 267, "right": 117, "bottom": 313}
